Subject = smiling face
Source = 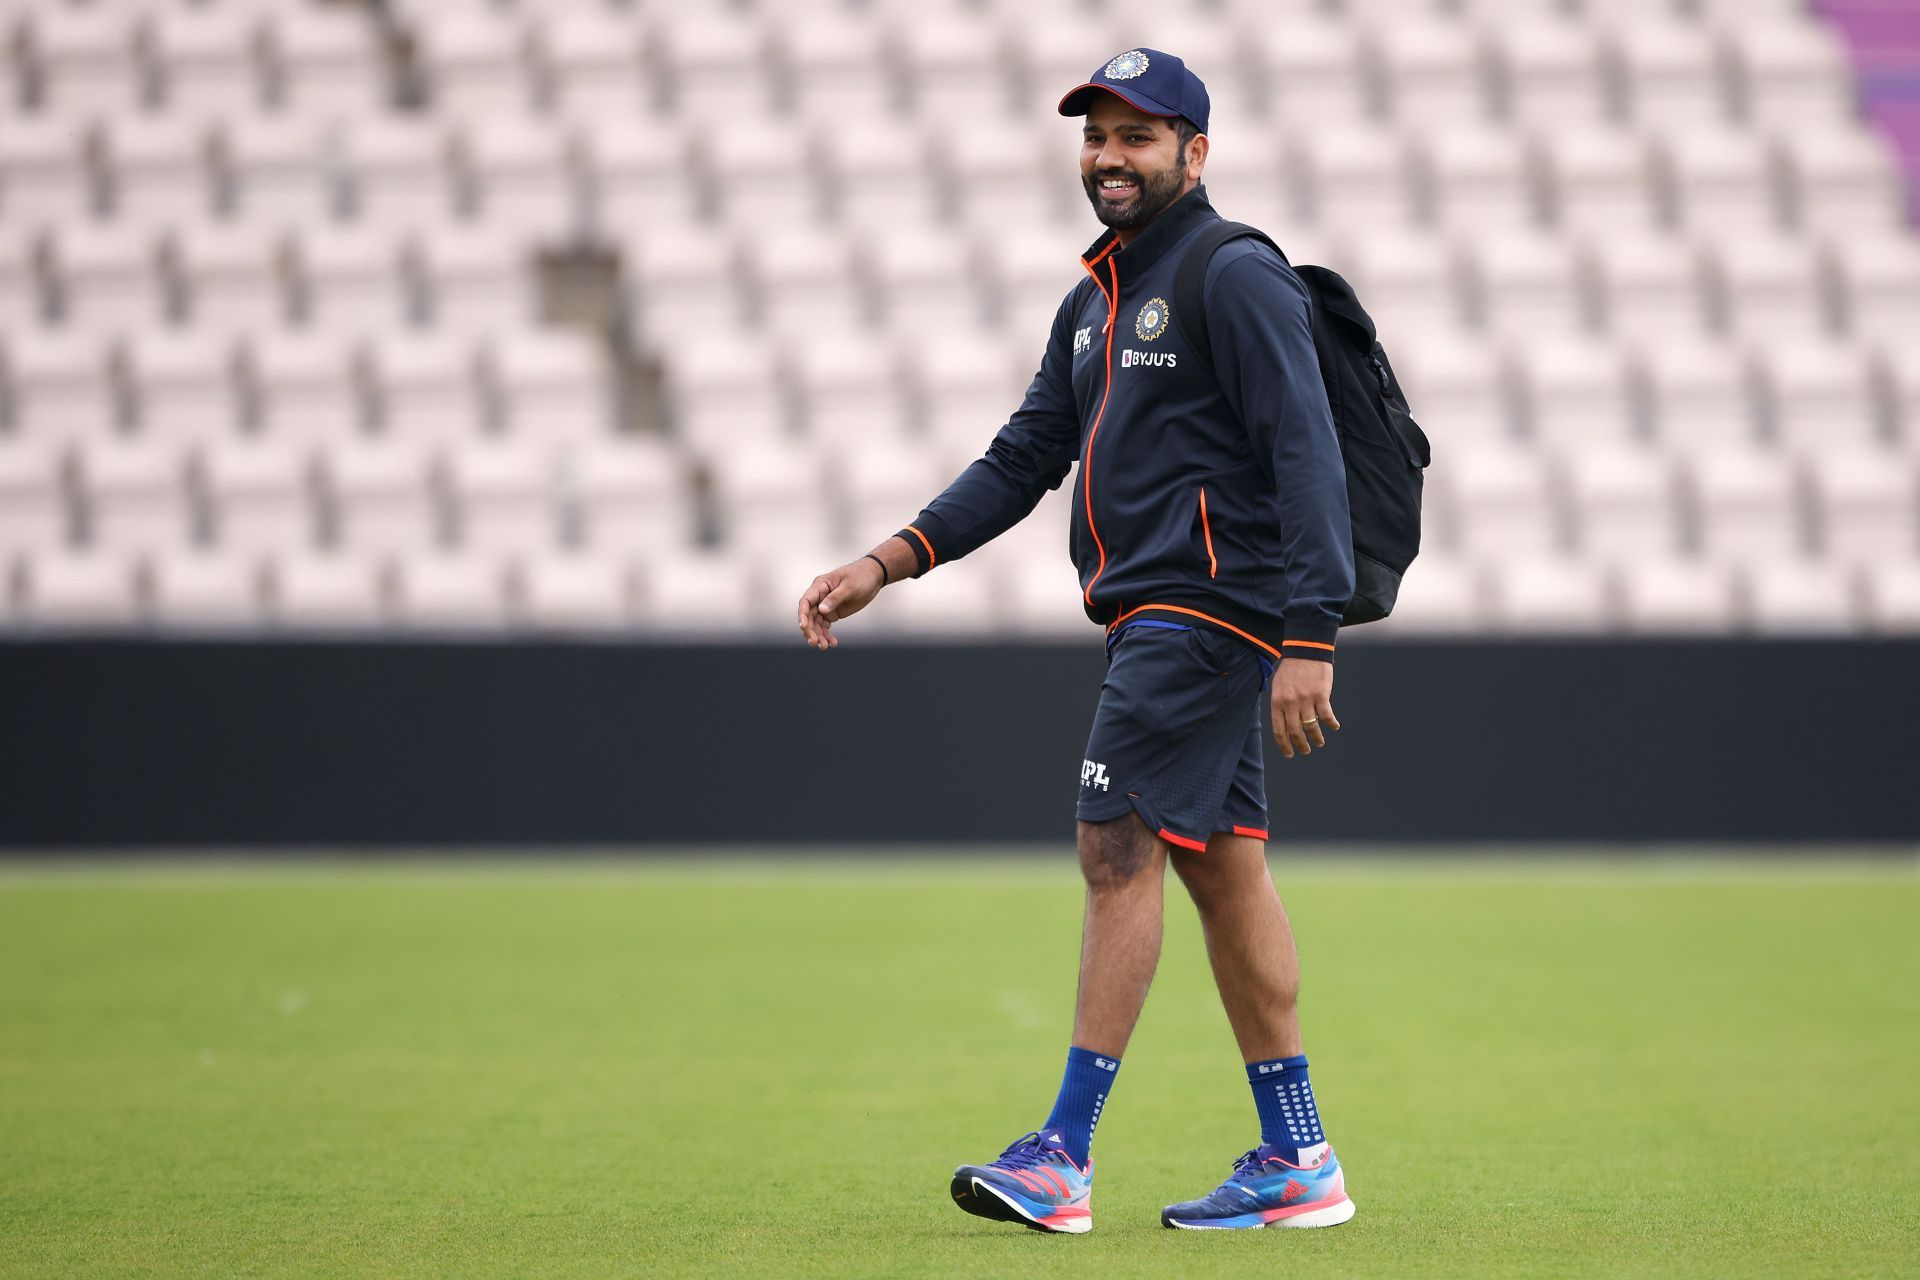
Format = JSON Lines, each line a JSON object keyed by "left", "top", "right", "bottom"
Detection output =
{"left": 1079, "top": 95, "right": 1208, "bottom": 241}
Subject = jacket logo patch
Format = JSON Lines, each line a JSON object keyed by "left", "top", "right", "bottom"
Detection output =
{"left": 1073, "top": 326, "right": 1092, "bottom": 355}
{"left": 1135, "top": 297, "right": 1170, "bottom": 342}
{"left": 1120, "top": 348, "right": 1177, "bottom": 369}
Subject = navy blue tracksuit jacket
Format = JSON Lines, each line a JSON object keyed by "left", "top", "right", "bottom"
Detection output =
{"left": 894, "top": 186, "right": 1355, "bottom": 662}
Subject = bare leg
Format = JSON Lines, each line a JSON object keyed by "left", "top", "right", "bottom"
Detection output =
{"left": 1170, "top": 832, "right": 1302, "bottom": 1062}
{"left": 1069, "top": 813, "right": 1169, "bottom": 1057}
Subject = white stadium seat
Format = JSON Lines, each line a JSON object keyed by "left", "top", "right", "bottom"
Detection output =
{"left": 411, "top": 226, "right": 540, "bottom": 337}
{"left": 1682, "top": 445, "right": 1805, "bottom": 562}
{"left": 788, "top": 333, "right": 912, "bottom": 448}
{"left": 490, "top": 331, "right": 607, "bottom": 442}
{"left": 1465, "top": 231, "right": 1588, "bottom": 337}
{"left": 1587, "top": 232, "right": 1705, "bottom": 337}
{"left": 72, "top": 437, "right": 192, "bottom": 552}
{"left": 1562, "top": 444, "right": 1681, "bottom": 561}
{"left": 1777, "top": 126, "right": 1906, "bottom": 235}
{"left": 50, "top": 224, "right": 167, "bottom": 334}
{"left": 26, "top": 8, "right": 143, "bottom": 117}
{"left": 539, "top": 12, "right": 648, "bottom": 120}
{"left": 706, "top": 440, "right": 835, "bottom": 556}
{"left": 1719, "top": 18, "right": 1854, "bottom": 130}
{"left": 442, "top": 440, "right": 560, "bottom": 554}
{"left": 1371, "top": 20, "right": 1490, "bottom": 125}
{"left": 1753, "top": 341, "right": 1881, "bottom": 452}
{"left": 1864, "top": 561, "right": 1920, "bottom": 632}
{"left": 1638, "top": 339, "right": 1755, "bottom": 450}
{"left": 250, "top": 333, "right": 367, "bottom": 443}
{"left": 17, "top": 551, "right": 141, "bottom": 628}
{"left": 1515, "top": 337, "right": 1637, "bottom": 450}
{"left": 198, "top": 438, "right": 315, "bottom": 553}
{"left": 657, "top": 13, "right": 774, "bottom": 122}
{"left": 265, "top": 8, "right": 388, "bottom": 119}
{"left": 6, "top": 332, "right": 117, "bottom": 443}
{"left": 171, "top": 224, "right": 289, "bottom": 333}
{"left": 1805, "top": 447, "right": 1920, "bottom": 561}
{"left": 340, "top": 121, "right": 454, "bottom": 226}
{"left": 322, "top": 439, "right": 439, "bottom": 556}
{"left": 1540, "top": 127, "right": 1659, "bottom": 235}
{"left": 780, "top": 13, "right": 894, "bottom": 121}
{"left": 1742, "top": 557, "right": 1860, "bottom": 635}
{"left": 101, "top": 117, "right": 215, "bottom": 226}
{"left": 123, "top": 332, "right": 241, "bottom": 443}
{"left": 625, "top": 222, "right": 742, "bottom": 348}
{"left": 0, "top": 117, "right": 96, "bottom": 225}
{"left": 0, "top": 439, "right": 69, "bottom": 556}
{"left": 1489, "top": 18, "right": 1610, "bottom": 128}
{"left": 392, "top": 553, "right": 512, "bottom": 630}
{"left": 572, "top": 438, "right": 693, "bottom": 554}
{"left": 1616, "top": 556, "right": 1740, "bottom": 634}
{"left": 457, "top": 121, "right": 578, "bottom": 240}
{"left": 1440, "top": 445, "right": 1561, "bottom": 557}
{"left": 1421, "top": 126, "right": 1541, "bottom": 232}
{"left": 1365, "top": 554, "right": 1487, "bottom": 636}
{"left": 1248, "top": 18, "right": 1372, "bottom": 126}
{"left": 413, "top": 11, "right": 534, "bottom": 119}
{"left": 270, "top": 553, "right": 387, "bottom": 629}
{"left": 665, "top": 333, "right": 785, "bottom": 450}
{"left": 637, "top": 549, "right": 759, "bottom": 634}
{"left": 522, "top": 553, "right": 632, "bottom": 632}
{"left": 1828, "top": 235, "right": 1920, "bottom": 342}
{"left": 1607, "top": 19, "right": 1729, "bottom": 128}
{"left": 148, "top": 550, "right": 265, "bottom": 628}
{"left": 0, "top": 229, "right": 47, "bottom": 331}
{"left": 1494, "top": 554, "right": 1613, "bottom": 634}
{"left": 1704, "top": 232, "right": 1832, "bottom": 342}
{"left": 149, "top": 8, "right": 263, "bottom": 116}
{"left": 220, "top": 116, "right": 336, "bottom": 226}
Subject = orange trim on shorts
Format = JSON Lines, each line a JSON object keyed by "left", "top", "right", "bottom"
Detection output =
{"left": 1157, "top": 827, "right": 1209, "bottom": 853}
{"left": 1109, "top": 603, "right": 1283, "bottom": 661}
{"left": 1231, "top": 825, "right": 1270, "bottom": 840}
{"left": 904, "top": 525, "right": 936, "bottom": 569}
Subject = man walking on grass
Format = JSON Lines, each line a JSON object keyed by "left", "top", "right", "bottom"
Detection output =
{"left": 796, "top": 49, "right": 1356, "bottom": 1234}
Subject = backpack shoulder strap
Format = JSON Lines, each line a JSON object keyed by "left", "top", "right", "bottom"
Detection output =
{"left": 1172, "top": 220, "right": 1290, "bottom": 376}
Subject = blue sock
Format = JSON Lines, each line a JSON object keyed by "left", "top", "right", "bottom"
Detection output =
{"left": 1247, "top": 1054, "right": 1327, "bottom": 1161}
{"left": 1041, "top": 1046, "right": 1119, "bottom": 1167}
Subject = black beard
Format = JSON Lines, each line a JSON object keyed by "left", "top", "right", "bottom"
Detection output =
{"left": 1083, "top": 163, "right": 1188, "bottom": 231}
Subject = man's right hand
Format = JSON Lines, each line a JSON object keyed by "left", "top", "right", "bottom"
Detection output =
{"left": 797, "top": 557, "right": 888, "bottom": 651}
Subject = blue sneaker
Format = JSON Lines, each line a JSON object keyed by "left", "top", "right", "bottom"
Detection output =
{"left": 1161, "top": 1144, "right": 1355, "bottom": 1230}
{"left": 950, "top": 1129, "right": 1094, "bottom": 1234}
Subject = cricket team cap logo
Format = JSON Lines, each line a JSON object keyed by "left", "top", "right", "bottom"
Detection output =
{"left": 1059, "top": 48, "right": 1212, "bottom": 136}
{"left": 1135, "top": 296, "right": 1170, "bottom": 341}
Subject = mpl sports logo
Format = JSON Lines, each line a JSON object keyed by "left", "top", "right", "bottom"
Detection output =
{"left": 1081, "top": 760, "right": 1110, "bottom": 791}
{"left": 1073, "top": 326, "right": 1093, "bottom": 355}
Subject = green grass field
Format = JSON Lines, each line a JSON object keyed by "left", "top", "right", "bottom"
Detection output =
{"left": 2, "top": 854, "right": 1917, "bottom": 1278}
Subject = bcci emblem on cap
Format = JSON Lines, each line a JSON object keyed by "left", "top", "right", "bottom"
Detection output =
{"left": 1103, "top": 49, "right": 1150, "bottom": 80}
{"left": 1135, "top": 297, "right": 1171, "bottom": 342}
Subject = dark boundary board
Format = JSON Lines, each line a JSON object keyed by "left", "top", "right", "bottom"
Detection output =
{"left": 3, "top": 637, "right": 1916, "bottom": 846}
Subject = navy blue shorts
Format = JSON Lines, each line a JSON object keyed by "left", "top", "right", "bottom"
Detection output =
{"left": 1075, "top": 621, "right": 1274, "bottom": 851}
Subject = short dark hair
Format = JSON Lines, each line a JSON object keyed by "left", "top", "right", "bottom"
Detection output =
{"left": 1173, "top": 116, "right": 1201, "bottom": 162}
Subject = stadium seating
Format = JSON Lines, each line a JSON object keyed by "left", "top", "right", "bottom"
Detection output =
{"left": 1, "top": 0, "right": 1916, "bottom": 641}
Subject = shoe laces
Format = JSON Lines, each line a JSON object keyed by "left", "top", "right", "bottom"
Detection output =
{"left": 1229, "top": 1148, "right": 1267, "bottom": 1177}
{"left": 992, "top": 1132, "right": 1053, "bottom": 1171}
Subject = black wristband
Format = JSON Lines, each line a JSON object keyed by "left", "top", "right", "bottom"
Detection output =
{"left": 863, "top": 553, "right": 890, "bottom": 586}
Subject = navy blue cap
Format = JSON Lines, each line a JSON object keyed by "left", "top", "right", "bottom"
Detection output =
{"left": 1057, "top": 48, "right": 1210, "bottom": 136}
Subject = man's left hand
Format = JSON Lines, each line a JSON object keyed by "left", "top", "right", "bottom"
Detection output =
{"left": 1271, "top": 659, "right": 1339, "bottom": 759}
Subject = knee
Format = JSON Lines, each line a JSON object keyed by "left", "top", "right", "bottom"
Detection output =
{"left": 1076, "top": 815, "right": 1163, "bottom": 892}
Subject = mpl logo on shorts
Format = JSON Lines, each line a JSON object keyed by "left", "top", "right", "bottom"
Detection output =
{"left": 1081, "top": 759, "right": 1110, "bottom": 791}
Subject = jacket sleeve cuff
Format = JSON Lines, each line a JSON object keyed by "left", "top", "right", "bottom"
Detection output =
{"left": 1279, "top": 617, "right": 1340, "bottom": 663}
{"left": 894, "top": 525, "right": 938, "bottom": 576}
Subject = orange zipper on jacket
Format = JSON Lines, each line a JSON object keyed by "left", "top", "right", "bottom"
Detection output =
{"left": 1079, "top": 246, "right": 1120, "bottom": 606}
{"left": 1199, "top": 486, "right": 1218, "bottom": 579}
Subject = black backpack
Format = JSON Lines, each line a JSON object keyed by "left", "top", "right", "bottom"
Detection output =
{"left": 1173, "top": 221, "right": 1431, "bottom": 626}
